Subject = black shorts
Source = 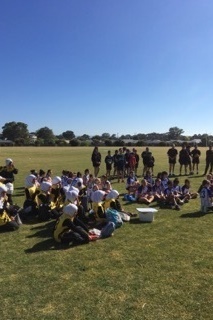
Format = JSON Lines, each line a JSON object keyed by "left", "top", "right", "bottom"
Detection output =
{"left": 106, "top": 164, "right": 112, "bottom": 170}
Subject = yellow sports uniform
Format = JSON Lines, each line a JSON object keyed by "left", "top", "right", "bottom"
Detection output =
{"left": 92, "top": 202, "right": 106, "bottom": 221}
{"left": 0, "top": 210, "right": 11, "bottom": 226}
{"left": 53, "top": 213, "right": 71, "bottom": 243}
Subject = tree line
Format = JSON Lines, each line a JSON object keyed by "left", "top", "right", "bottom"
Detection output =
{"left": 0, "top": 121, "right": 212, "bottom": 147}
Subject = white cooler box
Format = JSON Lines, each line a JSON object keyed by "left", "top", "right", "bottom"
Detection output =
{"left": 136, "top": 208, "right": 158, "bottom": 222}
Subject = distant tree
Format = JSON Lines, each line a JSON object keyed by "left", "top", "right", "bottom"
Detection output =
{"left": 35, "top": 138, "right": 45, "bottom": 146}
{"left": 158, "top": 141, "right": 168, "bottom": 146}
{"left": 168, "top": 127, "right": 184, "bottom": 140}
{"left": 91, "top": 139, "right": 101, "bottom": 146}
{"left": 55, "top": 134, "right": 64, "bottom": 139}
{"left": 101, "top": 133, "right": 110, "bottom": 139}
{"left": 113, "top": 139, "right": 125, "bottom": 147}
{"left": 2, "top": 121, "right": 29, "bottom": 141}
{"left": 55, "top": 139, "right": 68, "bottom": 146}
{"left": 120, "top": 134, "right": 132, "bottom": 139}
{"left": 137, "top": 133, "right": 147, "bottom": 140}
{"left": 36, "top": 127, "right": 55, "bottom": 141}
{"left": 62, "top": 131, "right": 75, "bottom": 140}
{"left": 91, "top": 135, "right": 102, "bottom": 141}
{"left": 136, "top": 140, "right": 146, "bottom": 146}
{"left": 78, "top": 134, "right": 90, "bottom": 141}
{"left": 201, "top": 134, "right": 210, "bottom": 147}
{"left": 70, "top": 139, "right": 80, "bottom": 146}
{"left": 180, "top": 135, "right": 190, "bottom": 142}
{"left": 191, "top": 134, "right": 202, "bottom": 140}
{"left": 80, "top": 141, "right": 90, "bottom": 146}
{"left": 104, "top": 139, "right": 113, "bottom": 146}
{"left": 14, "top": 138, "right": 26, "bottom": 146}
{"left": 111, "top": 134, "right": 117, "bottom": 139}
{"left": 132, "top": 134, "right": 139, "bottom": 140}
{"left": 147, "top": 132, "right": 160, "bottom": 140}
{"left": 44, "top": 139, "right": 56, "bottom": 146}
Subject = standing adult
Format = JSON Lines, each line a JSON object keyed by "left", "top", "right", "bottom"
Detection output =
{"left": 104, "top": 150, "right": 113, "bottom": 179}
{"left": 167, "top": 143, "right": 178, "bottom": 176}
{"left": 117, "top": 148, "right": 125, "bottom": 182}
{"left": 179, "top": 144, "right": 189, "bottom": 176}
{"left": 112, "top": 150, "right": 119, "bottom": 178}
{"left": 203, "top": 145, "right": 213, "bottom": 176}
{"left": 186, "top": 144, "right": 193, "bottom": 175}
{"left": 133, "top": 148, "right": 140, "bottom": 177}
{"left": 141, "top": 147, "right": 154, "bottom": 176}
{"left": 191, "top": 144, "right": 201, "bottom": 174}
{"left": 0, "top": 158, "right": 18, "bottom": 205}
{"left": 91, "top": 146, "right": 101, "bottom": 177}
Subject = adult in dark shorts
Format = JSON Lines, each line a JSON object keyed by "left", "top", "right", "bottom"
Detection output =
{"left": 186, "top": 144, "right": 193, "bottom": 175}
{"left": 191, "top": 144, "right": 201, "bottom": 174}
{"left": 117, "top": 148, "right": 125, "bottom": 182}
{"left": 179, "top": 144, "right": 189, "bottom": 176}
{"left": 112, "top": 150, "right": 119, "bottom": 178}
{"left": 133, "top": 148, "right": 139, "bottom": 176}
{"left": 167, "top": 143, "right": 178, "bottom": 176}
{"left": 141, "top": 147, "right": 154, "bottom": 176}
{"left": 104, "top": 150, "right": 113, "bottom": 179}
{"left": 203, "top": 145, "right": 213, "bottom": 176}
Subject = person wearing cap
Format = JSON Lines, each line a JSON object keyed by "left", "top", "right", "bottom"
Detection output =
{"left": 0, "top": 185, "right": 20, "bottom": 232}
{"left": 35, "top": 181, "right": 61, "bottom": 221}
{"left": 90, "top": 189, "right": 106, "bottom": 223}
{"left": 65, "top": 189, "right": 89, "bottom": 225}
{"left": 22, "top": 173, "right": 40, "bottom": 218}
{"left": 104, "top": 189, "right": 120, "bottom": 211}
{"left": 53, "top": 203, "right": 90, "bottom": 245}
{"left": 50, "top": 176, "right": 64, "bottom": 210}
{"left": 0, "top": 158, "right": 18, "bottom": 205}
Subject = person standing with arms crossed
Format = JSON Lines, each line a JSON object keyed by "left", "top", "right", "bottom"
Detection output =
{"left": 167, "top": 144, "right": 178, "bottom": 177}
{"left": 191, "top": 144, "right": 201, "bottom": 174}
{"left": 91, "top": 146, "right": 101, "bottom": 178}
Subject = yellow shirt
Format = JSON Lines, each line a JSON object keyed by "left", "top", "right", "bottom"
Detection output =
{"left": 0, "top": 210, "right": 11, "bottom": 226}
{"left": 53, "top": 213, "right": 72, "bottom": 243}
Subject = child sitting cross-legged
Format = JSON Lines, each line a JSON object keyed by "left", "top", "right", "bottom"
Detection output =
{"left": 135, "top": 179, "right": 154, "bottom": 205}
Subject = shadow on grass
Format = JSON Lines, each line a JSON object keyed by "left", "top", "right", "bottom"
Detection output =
{"left": 24, "top": 238, "right": 71, "bottom": 253}
{"left": 129, "top": 218, "right": 152, "bottom": 224}
{"left": 24, "top": 220, "right": 89, "bottom": 253}
{"left": 14, "top": 193, "right": 25, "bottom": 197}
{"left": 123, "top": 202, "right": 137, "bottom": 207}
{"left": 180, "top": 211, "right": 206, "bottom": 218}
{"left": 24, "top": 238, "right": 90, "bottom": 253}
{"left": 14, "top": 187, "right": 25, "bottom": 197}
{"left": 26, "top": 220, "right": 56, "bottom": 238}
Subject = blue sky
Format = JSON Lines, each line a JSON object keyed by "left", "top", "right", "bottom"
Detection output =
{"left": 1, "top": 0, "right": 213, "bottom": 137}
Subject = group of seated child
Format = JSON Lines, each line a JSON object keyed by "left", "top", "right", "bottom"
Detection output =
{"left": 4, "top": 168, "right": 133, "bottom": 245}
{"left": 125, "top": 170, "right": 199, "bottom": 210}
{"left": 1, "top": 165, "right": 212, "bottom": 240}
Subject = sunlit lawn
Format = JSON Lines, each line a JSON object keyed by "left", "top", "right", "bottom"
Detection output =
{"left": 0, "top": 146, "right": 212, "bottom": 320}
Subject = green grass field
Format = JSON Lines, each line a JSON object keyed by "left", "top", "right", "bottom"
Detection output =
{"left": 0, "top": 147, "right": 212, "bottom": 320}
